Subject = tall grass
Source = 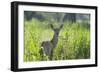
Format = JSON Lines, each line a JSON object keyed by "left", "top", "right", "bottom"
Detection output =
{"left": 24, "top": 18, "right": 90, "bottom": 62}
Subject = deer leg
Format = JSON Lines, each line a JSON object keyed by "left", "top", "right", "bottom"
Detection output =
{"left": 40, "top": 47, "right": 45, "bottom": 60}
{"left": 49, "top": 49, "right": 54, "bottom": 60}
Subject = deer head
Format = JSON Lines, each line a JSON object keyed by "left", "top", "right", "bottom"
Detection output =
{"left": 50, "top": 24, "right": 63, "bottom": 35}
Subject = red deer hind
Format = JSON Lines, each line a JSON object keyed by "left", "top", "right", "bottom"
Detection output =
{"left": 40, "top": 13, "right": 65, "bottom": 60}
{"left": 41, "top": 24, "right": 63, "bottom": 60}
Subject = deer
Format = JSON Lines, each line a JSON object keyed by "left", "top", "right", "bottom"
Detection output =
{"left": 41, "top": 24, "right": 63, "bottom": 60}
{"left": 39, "top": 13, "right": 65, "bottom": 60}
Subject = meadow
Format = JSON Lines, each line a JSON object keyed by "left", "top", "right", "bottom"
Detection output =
{"left": 24, "top": 18, "right": 90, "bottom": 62}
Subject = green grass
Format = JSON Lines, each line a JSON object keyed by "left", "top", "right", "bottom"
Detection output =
{"left": 24, "top": 18, "right": 90, "bottom": 62}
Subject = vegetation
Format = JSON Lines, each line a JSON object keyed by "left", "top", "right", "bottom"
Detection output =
{"left": 24, "top": 18, "right": 90, "bottom": 62}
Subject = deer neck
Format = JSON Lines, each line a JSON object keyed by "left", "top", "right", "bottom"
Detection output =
{"left": 51, "top": 33, "right": 59, "bottom": 48}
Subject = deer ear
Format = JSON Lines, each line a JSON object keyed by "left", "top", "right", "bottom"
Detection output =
{"left": 60, "top": 24, "right": 63, "bottom": 29}
{"left": 50, "top": 24, "right": 54, "bottom": 29}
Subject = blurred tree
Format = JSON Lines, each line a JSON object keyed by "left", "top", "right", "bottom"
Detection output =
{"left": 24, "top": 11, "right": 90, "bottom": 27}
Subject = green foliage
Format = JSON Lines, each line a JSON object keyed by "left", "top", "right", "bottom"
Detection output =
{"left": 24, "top": 18, "right": 90, "bottom": 62}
